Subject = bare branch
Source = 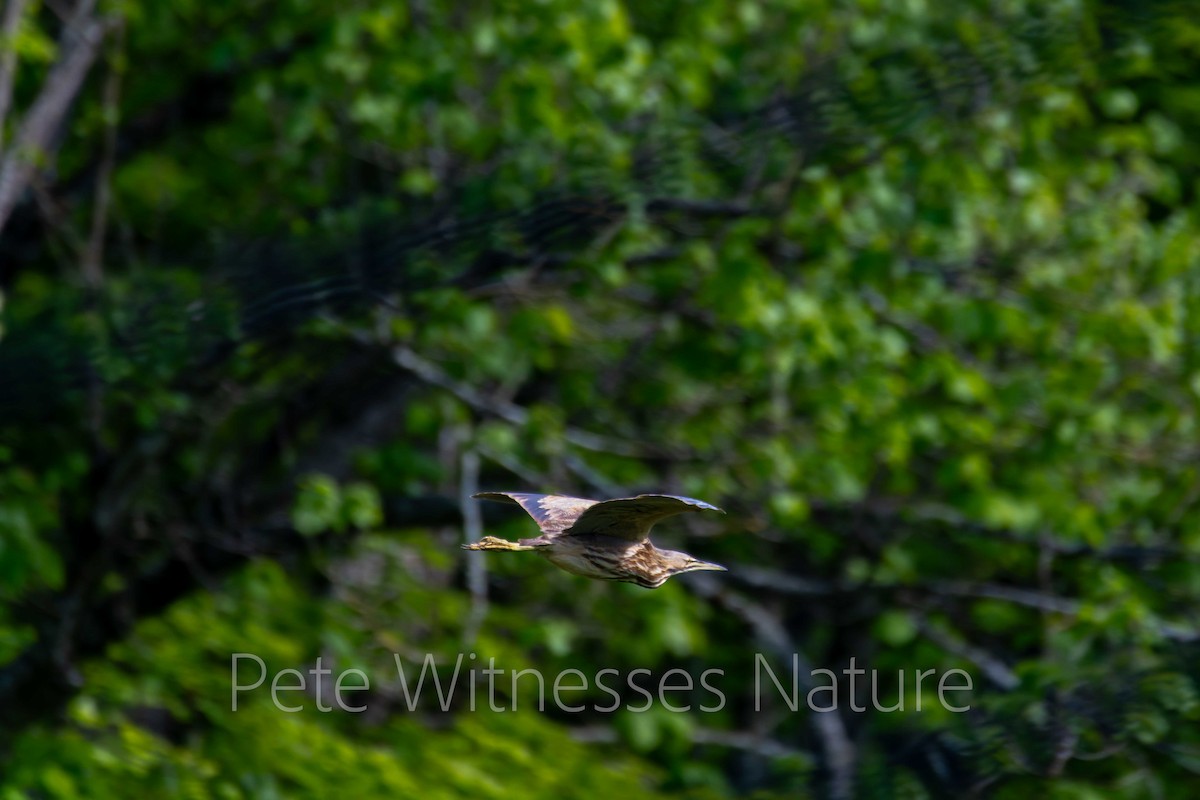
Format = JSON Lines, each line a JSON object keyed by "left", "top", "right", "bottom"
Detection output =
{"left": 1047, "top": 726, "right": 1079, "bottom": 778}
{"left": 571, "top": 724, "right": 810, "bottom": 760}
{"left": 688, "top": 727, "right": 810, "bottom": 760}
{"left": 912, "top": 616, "right": 1020, "bottom": 691}
{"left": 926, "top": 580, "right": 1200, "bottom": 642}
{"left": 477, "top": 445, "right": 543, "bottom": 486}
{"left": 732, "top": 564, "right": 1200, "bottom": 644}
{"left": 561, "top": 451, "right": 624, "bottom": 497}
{"left": 645, "top": 197, "right": 753, "bottom": 217}
{"left": 82, "top": 15, "right": 123, "bottom": 287}
{"left": 729, "top": 564, "right": 847, "bottom": 596}
{"left": 0, "top": 0, "right": 28, "bottom": 152}
{"left": 926, "top": 580, "right": 1082, "bottom": 615}
{"left": 460, "top": 447, "right": 487, "bottom": 645}
{"left": 391, "top": 344, "right": 657, "bottom": 458}
{"left": 689, "top": 574, "right": 858, "bottom": 800}
{"left": 810, "top": 497, "right": 1200, "bottom": 564}
{"left": 0, "top": 2, "right": 111, "bottom": 233}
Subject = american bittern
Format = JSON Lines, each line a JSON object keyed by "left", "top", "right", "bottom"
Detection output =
{"left": 463, "top": 492, "right": 727, "bottom": 589}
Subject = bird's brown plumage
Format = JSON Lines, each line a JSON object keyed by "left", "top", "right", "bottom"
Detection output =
{"left": 471, "top": 491, "right": 722, "bottom": 540}
{"left": 464, "top": 491, "right": 727, "bottom": 588}
{"left": 471, "top": 492, "right": 599, "bottom": 533}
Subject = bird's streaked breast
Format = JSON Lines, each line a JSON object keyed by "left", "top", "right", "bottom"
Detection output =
{"left": 541, "top": 547, "right": 667, "bottom": 588}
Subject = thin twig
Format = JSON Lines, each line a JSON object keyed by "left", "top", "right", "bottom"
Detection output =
{"left": 729, "top": 564, "right": 846, "bottom": 596}
{"left": 927, "top": 580, "right": 1199, "bottom": 642}
{"left": 477, "top": 445, "right": 543, "bottom": 487}
{"left": 460, "top": 447, "right": 487, "bottom": 645}
{"left": 912, "top": 616, "right": 1020, "bottom": 691}
{"left": 561, "top": 452, "right": 624, "bottom": 497}
{"left": 0, "top": 0, "right": 28, "bottom": 153}
{"left": 391, "top": 344, "right": 656, "bottom": 458}
{"left": 810, "top": 497, "right": 1200, "bottom": 563}
{"left": 82, "top": 15, "right": 124, "bottom": 288}
{"left": 732, "top": 564, "right": 1200, "bottom": 644}
{"left": 689, "top": 574, "right": 858, "bottom": 800}
{"left": 927, "top": 580, "right": 1081, "bottom": 615}
{"left": 0, "top": 0, "right": 111, "bottom": 232}
{"left": 571, "top": 724, "right": 810, "bottom": 760}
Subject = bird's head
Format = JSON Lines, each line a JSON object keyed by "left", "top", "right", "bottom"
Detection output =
{"left": 648, "top": 548, "right": 727, "bottom": 586}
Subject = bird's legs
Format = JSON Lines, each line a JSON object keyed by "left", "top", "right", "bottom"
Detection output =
{"left": 462, "top": 536, "right": 539, "bottom": 552}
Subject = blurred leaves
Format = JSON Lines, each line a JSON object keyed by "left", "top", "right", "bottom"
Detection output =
{"left": 293, "top": 475, "right": 383, "bottom": 536}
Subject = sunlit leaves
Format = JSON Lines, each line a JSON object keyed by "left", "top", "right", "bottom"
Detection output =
{"left": 292, "top": 475, "right": 383, "bottom": 536}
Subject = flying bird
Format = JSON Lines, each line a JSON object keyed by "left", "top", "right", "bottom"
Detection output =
{"left": 463, "top": 491, "right": 727, "bottom": 589}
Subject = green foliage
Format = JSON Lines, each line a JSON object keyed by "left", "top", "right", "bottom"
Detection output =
{"left": 292, "top": 475, "right": 383, "bottom": 536}
{"left": 2, "top": 562, "right": 676, "bottom": 799}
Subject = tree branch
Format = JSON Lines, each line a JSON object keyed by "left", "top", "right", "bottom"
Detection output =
{"left": 390, "top": 344, "right": 664, "bottom": 459}
{"left": 81, "top": 15, "right": 123, "bottom": 287}
{"left": 571, "top": 723, "right": 810, "bottom": 760}
{"left": 0, "top": 1, "right": 111, "bottom": 233}
{"left": 912, "top": 616, "right": 1020, "bottom": 691}
{"left": 689, "top": 574, "right": 858, "bottom": 800}
{"left": 0, "top": 0, "right": 27, "bottom": 153}
{"left": 460, "top": 446, "right": 487, "bottom": 645}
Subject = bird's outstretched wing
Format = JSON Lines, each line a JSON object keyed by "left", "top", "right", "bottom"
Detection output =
{"left": 473, "top": 492, "right": 599, "bottom": 533}
{"left": 562, "top": 494, "right": 724, "bottom": 541}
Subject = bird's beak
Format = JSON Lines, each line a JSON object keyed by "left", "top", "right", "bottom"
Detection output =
{"left": 691, "top": 560, "right": 728, "bottom": 572}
